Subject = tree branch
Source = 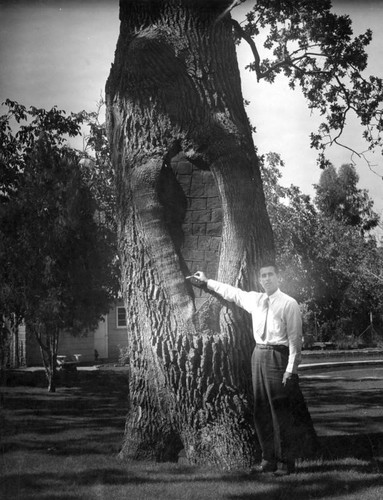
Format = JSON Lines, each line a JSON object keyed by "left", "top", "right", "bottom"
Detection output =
{"left": 231, "top": 19, "right": 261, "bottom": 81}
{"left": 215, "top": 0, "right": 245, "bottom": 25}
{"left": 362, "top": 268, "right": 383, "bottom": 284}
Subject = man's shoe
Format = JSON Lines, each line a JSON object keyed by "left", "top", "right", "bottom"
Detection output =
{"left": 274, "top": 461, "right": 295, "bottom": 477}
{"left": 253, "top": 460, "right": 277, "bottom": 473}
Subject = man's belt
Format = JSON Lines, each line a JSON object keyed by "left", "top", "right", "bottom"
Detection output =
{"left": 256, "top": 344, "right": 288, "bottom": 353}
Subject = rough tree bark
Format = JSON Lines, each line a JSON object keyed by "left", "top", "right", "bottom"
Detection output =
{"left": 106, "top": 0, "right": 274, "bottom": 468}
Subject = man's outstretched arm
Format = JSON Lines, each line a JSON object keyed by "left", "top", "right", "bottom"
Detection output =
{"left": 186, "top": 272, "right": 257, "bottom": 313}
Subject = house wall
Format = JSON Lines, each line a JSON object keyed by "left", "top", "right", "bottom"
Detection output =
{"left": 107, "top": 303, "right": 129, "bottom": 362}
{"left": 57, "top": 302, "right": 128, "bottom": 363}
{"left": 23, "top": 324, "right": 41, "bottom": 367}
{"left": 58, "top": 330, "right": 97, "bottom": 363}
{"left": 7, "top": 323, "right": 29, "bottom": 367}
{"left": 19, "top": 302, "right": 128, "bottom": 367}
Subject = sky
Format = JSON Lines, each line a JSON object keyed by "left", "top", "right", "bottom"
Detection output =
{"left": 1, "top": 0, "right": 382, "bottom": 235}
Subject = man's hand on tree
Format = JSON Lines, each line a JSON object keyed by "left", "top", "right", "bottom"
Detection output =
{"left": 186, "top": 271, "right": 208, "bottom": 288}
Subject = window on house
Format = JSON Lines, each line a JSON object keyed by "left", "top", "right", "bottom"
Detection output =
{"left": 116, "top": 306, "right": 127, "bottom": 328}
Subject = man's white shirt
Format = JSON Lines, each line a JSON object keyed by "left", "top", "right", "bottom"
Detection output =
{"left": 207, "top": 280, "right": 302, "bottom": 373}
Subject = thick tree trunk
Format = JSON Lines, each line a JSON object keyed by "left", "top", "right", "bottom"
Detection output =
{"left": 106, "top": 0, "right": 274, "bottom": 468}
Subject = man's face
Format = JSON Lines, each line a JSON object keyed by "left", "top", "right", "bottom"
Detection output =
{"left": 259, "top": 266, "right": 279, "bottom": 296}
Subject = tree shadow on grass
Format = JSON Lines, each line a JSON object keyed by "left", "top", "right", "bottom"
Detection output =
{"left": 314, "top": 432, "right": 383, "bottom": 468}
{"left": 227, "top": 474, "right": 383, "bottom": 500}
{"left": 302, "top": 377, "right": 383, "bottom": 414}
{"left": 1, "top": 428, "right": 124, "bottom": 456}
{"left": 0, "top": 371, "right": 130, "bottom": 459}
{"left": 3, "top": 369, "right": 383, "bottom": 500}
{"left": 1, "top": 468, "right": 132, "bottom": 500}
{"left": 301, "top": 376, "right": 383, "bottom": 457}
{"left": 2, "top": 455, "right": 383, "bottom": 500}
{"left": 2, "top": 467, "right": 146, "bottom": 489}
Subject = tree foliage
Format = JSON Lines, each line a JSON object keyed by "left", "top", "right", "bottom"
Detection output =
{"left": 1, "top": 100, "right": 84, "bottom": 199}
{"left": 260, "top": 152, "right": 317, "bottom": 303}
{"left": 235, "top": 0, "right": 383, "bottom": 167}
{"left": 0, "top": 100, "right": 118, "bottom": 390}
{"left": 236, "top": 0, "right": 383, "bottom": 344}
{"left": 260, "top": 153, "right": 383, "bottom": 344}
{"left": 314, "top": 163, "right": 379, "bottom": 234}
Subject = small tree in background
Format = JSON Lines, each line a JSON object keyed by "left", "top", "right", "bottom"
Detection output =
{"left": 0, "top": 101, "right": 118, "bottom": 391}
{"left": 315, "top": 163, "right": 379, "bottom": 235}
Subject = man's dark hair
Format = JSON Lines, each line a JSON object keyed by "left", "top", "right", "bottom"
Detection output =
{"left": 258, "top": 261, "right": 279, "bottom": 275}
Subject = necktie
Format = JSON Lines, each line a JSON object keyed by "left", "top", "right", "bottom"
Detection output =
{"left": 260, "top": 297, "right": 269, "bottom": 341}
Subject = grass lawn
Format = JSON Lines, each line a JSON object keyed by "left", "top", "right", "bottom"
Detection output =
{"left": 1, "top": 365, "right": 383, "bottom": 500}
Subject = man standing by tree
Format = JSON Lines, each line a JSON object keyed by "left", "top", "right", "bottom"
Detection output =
{"left": 106, "top": 0, "right": 381, "bottom": 467}
{"left": 190, "top": 263, "right": 312, "bottom": 476}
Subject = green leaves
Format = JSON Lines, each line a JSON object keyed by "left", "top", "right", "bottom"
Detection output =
{"left": 0, "top": 100, "right": 119, "bottom": 351}
{"left": 3, "top": 99, "right": 84, "bottom": 152}
{"left": 314, "top": 163, "right": 379, "bottom": 234}
{"left": 1, "top": 100, "right": 85, "bottom": 203}
{"left": 260, "top": 152, "right": 383, "bottom": 339}
{"left": 240, "top": 0, "right": 383, "bottom": 166}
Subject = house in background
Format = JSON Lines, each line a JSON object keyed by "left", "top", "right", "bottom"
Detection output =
{"left": 15, "top": 301, "right": 128, "bottom": 367}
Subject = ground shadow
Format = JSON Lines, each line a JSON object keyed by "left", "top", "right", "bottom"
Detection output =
{"left": 2, "top": 367, "right": 383, "bottom": 500}
{"left": 0, "top": 369, "right": 130, "bottom": 458}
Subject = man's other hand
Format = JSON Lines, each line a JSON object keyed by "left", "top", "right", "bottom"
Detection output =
{"left": 282, "top": 371, "right": 293, "bottom": 386}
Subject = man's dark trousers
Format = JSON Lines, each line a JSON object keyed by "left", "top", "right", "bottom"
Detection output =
{"left": 251, "top": 345, "right": 295, "bottom": 465}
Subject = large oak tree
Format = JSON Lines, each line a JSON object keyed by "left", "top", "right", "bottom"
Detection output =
{"left": 105, "top": 0, "right": 383, "bottom": 467}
